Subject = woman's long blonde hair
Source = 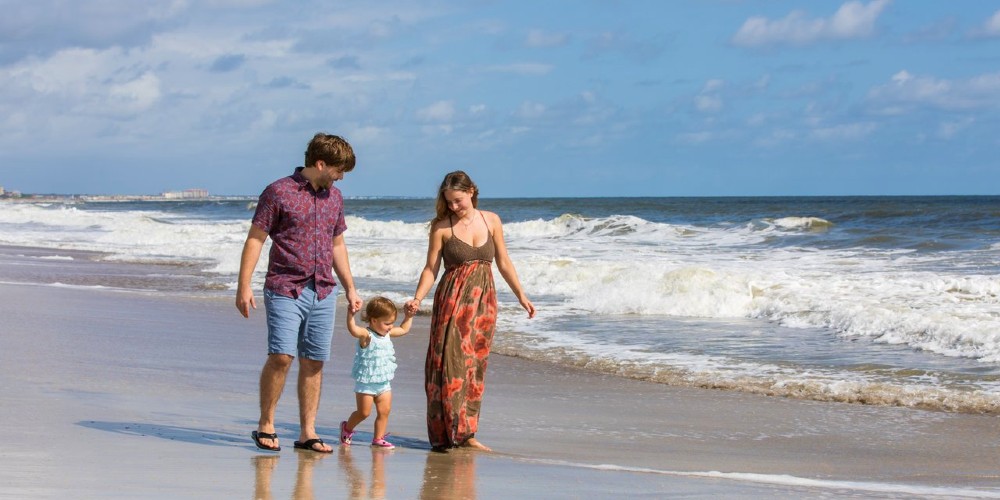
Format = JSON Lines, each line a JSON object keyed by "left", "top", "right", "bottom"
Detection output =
{"left": 432, "top": 170, "right": 479, "bottom": 229}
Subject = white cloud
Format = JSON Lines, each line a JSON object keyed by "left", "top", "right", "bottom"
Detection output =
{"left": 0, "top": 0, "right": 186, "bottom": 57}
{"left": 109, "top": 72, "right": 162, "bottom": 112}
{"left": 703, "top": 79, "right": 725, "bottom": 92}
{"left": 524, "top": 29, "right": 569, "bottom": 48}
{"left": 732, "top": 0, "right": 890, "bottom": 47}
{"left": 152, "top": 30, "right": 295, "bottom": 60}
{"left": 937, "top": 118, "right": 974, "bottom": 139}
{"left": 2, "top": 47, "right": 162, "bottom": 116}
{"left": 969, "top": 10, "right": 1000, "bottom": 38}
{"left": 868, "top": 70, "right": 1000, "bottom": 111}
{"left": 694, "top": 79, "right": 725, "bottom": 113}
{"left": 675, "top": 131, "right": 714, "bottom": 144}
{"left": 809, "top": 122, "right": 877, "bottom": 141}
{"left": 477, "top": 63, "right": 553, "bottom": 76}
{"left": 754, "top": 129, "right": 798, "bottom": 147}
{"left": 9, "top": 48, "right": 106, "bottom": 95}
{"left": 250, "top": 109, "right": 279, "bottom": 132}
{"left": 695, "top": 95, "right": 723, "bottom": 113}
{"left": 345, "top": 125, "right": 385, "bottom": 143}
{"left": 516, "top": 101, "right": 546, "bottom": 119}
{"left": 987, "top": 10, "right": 1000, "bottom": 34}
{"left": 421, "top": 124, "right": 453, "bottom": 136}
{"left": 416, "top": 100, "right": 456, "bottom": 122}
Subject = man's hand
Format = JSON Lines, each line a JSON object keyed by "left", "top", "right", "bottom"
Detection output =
{"left": 236, "top": 286, "right": 256, "bottom": 318}
{"left": 346, "top": 289, "right": 362, "bottom": 315}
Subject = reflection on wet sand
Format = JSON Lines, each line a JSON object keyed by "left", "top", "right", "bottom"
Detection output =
{"left": 252, "top": 455, "right": 279, "bottom": 500}
{"left": 293, "top": 451, "right": 329, "bottom": 500}
{"left": 252, "top": 451, "right": 330, "bottom": 500}
{"left": 419, "top": 451, "right": 477, "bottom": 500}
{"left": 338, "top": 446, "right": 390, "bottom": 499}
{"left": 252, "top": 445, "right": 477, "bottom": 499}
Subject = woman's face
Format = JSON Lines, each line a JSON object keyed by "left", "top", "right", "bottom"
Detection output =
{"left": 444, "top": 189, "right": 474, "bottom": 217}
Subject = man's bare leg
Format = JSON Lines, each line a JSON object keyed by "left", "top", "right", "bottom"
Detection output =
{"left": 297, "top": 357, "right": 332, "bottom": 452}
{"left": 257, "top": 353, "right": 294, "bottom": 449}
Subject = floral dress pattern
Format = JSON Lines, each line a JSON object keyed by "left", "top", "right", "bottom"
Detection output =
{"left": 425, "top": 218, "right": 497, "bottom": 448}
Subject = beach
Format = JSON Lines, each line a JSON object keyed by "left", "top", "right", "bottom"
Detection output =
{"left": 2, "top": 245, "right": 999, "bottom": 499}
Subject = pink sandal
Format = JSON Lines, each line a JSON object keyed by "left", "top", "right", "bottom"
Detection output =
{"left": 371, "top": 434, "right": 395, "bottom": 449}
{"left": 339, "top": 421, "right": 354, "bottom": 445}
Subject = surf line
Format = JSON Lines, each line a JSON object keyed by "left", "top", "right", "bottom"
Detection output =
{"left": 508, "top": 456, "right": 1000, "bottom": 498}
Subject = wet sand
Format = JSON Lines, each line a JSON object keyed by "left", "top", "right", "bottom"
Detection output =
{"left": 2, "top": 246, "right": 1000, "bottom": 498}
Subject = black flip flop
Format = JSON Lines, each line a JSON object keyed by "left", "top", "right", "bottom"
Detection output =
{"left": 293, "top": 438, "right": 333, "bottom": 453}
{"left": 251, "top": 430, "right": 281, "bottom": 452}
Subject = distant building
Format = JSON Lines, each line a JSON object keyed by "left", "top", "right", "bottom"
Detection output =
{"left": 162, "top": 188, "right": 209, "bottom": 199}
{"left": 0, "top": 185, "right": 5, "bottom": 196}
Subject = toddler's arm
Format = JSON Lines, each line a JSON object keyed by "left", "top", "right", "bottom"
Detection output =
{"left": 345, "top": 310, "right": 370, "bottom": 340}
{"left": 391, "top": 309, "right": 415, "bottom": 337}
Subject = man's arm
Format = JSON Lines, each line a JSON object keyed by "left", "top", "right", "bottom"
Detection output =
{"left": 331, "top": 233, "right": 362, "bottom": 314}
{"left": 236, "top": 225, "right": 268, "bottom": 318}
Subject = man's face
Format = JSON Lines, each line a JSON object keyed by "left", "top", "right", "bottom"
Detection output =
{"left": 318, "top": 162, "right": 346, "bottom": 189}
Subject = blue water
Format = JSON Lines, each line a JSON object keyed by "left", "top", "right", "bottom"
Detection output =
{"left": 2, "top": 195, "right": 999, "bottom": 412}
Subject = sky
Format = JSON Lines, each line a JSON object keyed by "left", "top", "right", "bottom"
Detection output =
{"left": 1, "top": 0, "right": 999, "bottom": 197}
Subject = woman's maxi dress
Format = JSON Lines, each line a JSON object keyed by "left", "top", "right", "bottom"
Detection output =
{"left": 425, "top": 221, "right": 498, "bottom": 448}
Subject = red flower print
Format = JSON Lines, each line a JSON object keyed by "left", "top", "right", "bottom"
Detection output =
{"left": 424, "top": 255, "right": 499, "bottom": 448}
{"left": 445, "top": 377, "right": 465, "bottom": 398}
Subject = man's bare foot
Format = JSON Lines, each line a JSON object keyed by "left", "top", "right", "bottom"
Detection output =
{"left": 461, "top": 438, "right": 491, "bottom": 452}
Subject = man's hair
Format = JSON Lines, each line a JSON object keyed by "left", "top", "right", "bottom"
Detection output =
{"left": 304, "top": 133, "right": 356, "bottom": 171}
{"left": 362, "top": 296, "right": 398, "bottom": 322}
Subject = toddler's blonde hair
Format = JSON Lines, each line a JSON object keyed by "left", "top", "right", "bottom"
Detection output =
{"left": 362, "top": 296, "right": 398, "bottom": 322}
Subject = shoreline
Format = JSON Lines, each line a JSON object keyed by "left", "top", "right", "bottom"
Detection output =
{"left": 2, "top": 247, "right": 1000, "bottom": 497}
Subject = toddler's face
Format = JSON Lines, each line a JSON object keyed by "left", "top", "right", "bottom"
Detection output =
{"left": 369, "top": 315, "right": 396, "bottom": 335}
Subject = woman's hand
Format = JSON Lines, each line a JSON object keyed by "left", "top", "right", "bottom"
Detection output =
{"left": 404, "top": 298, "right": 422, "bottom": 315}
{"left": 520, "top": 297, "right": 536, "bottom": 319}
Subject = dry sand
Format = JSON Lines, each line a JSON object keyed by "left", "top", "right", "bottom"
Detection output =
{"left": 1, "top": 246, "right": 999, "bottom": 498}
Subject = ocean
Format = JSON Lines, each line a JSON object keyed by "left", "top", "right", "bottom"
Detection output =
{"left": 2, "top": 195, "right": 999, "bottom": 414}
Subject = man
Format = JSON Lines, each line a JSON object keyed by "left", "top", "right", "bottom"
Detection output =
{"left": 236, "top": 133, "right": 362, "bottom": 453}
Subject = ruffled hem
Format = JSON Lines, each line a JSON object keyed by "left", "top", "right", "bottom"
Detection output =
{"left": 353, "top": 372, "right": 396, "bottom": 384}
{"left": 352, "top": 360, "right": 397, "bottom": 383}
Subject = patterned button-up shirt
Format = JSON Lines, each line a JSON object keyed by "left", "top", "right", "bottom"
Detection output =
{"left": 252, "top": 167, "right": 347, "bottom": 300}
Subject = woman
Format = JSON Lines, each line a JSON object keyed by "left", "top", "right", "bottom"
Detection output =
{"left": 405, "top": 171, "right": 535, "bottom": 452}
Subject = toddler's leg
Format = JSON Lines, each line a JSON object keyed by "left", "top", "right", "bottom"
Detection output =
{"left": 373, "top": 391, "right": 393, "bottom": 440}
{"left": 346, "top": 393, "right": 373, "bottom": 431}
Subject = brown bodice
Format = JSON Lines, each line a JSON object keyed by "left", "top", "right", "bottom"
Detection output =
{"left": 443, "top": 213, "right": 495, "bottom": 268}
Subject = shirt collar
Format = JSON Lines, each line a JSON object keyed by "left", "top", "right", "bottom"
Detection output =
{"left": 291, "top": 167, "right": 324, "bottom": 193}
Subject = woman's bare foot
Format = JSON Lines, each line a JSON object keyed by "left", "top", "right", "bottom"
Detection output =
{"left": 461, "top": 438, "right": 491, "bottom": 452}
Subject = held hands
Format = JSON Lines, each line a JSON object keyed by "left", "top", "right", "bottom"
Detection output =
{"left": 346, "top": 289, "right": 363, "bottom": 315}
{"left": 404, "top": 298, "right": 421, "bottom": 316}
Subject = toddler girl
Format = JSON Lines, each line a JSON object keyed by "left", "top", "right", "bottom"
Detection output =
{"left": 340, "top": 297, "right": 413, "bottom": 449}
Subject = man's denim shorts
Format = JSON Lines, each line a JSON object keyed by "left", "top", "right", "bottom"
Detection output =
{"left": 263, "top": 283, "right": 335, "bottom": 361}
